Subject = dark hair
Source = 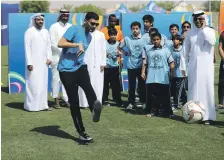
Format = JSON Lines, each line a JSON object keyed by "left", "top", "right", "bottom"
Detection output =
{"left": 142, "top": 14, "right": 154, "bottom": 23}
{"left": 181, "top": 21, "right": 191, "bottom": 29}
{"left": 172, "top": 34, "right": 183, "bottom": 41}
{"left": 109, "top": 14, "right": 116, "bottom": 21}
{"left": 130, "top": 21, "right": 141, "bottom": 29}
{"left": 149, "top": 27, "right": 158, "bottom": 35}
{"left": 108, "top": 28, "right": 117, "bottom": 36}
{"left": 85, "top": 12, "right": 99, "bottom": 20}
{"left": 169, "top": 24, "right": 179, "bottom": 31}
{"left": 151, "top": 32, "right": 161, "bottom": 40}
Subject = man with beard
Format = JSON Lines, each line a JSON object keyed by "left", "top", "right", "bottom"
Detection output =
{"left": 24, "top": 13, "right": 52, "bottom": 111}
{"left": 101, "top": 14, "right": 123, "bottom": 41}
{"left": 180, "top": 11, "right": 216, "bottom": 125}
{"left": 58, "top": 12, "right": 103, "bottom": 142}
{"left": 49, "top": 9, "right": 72, "bottom": 108}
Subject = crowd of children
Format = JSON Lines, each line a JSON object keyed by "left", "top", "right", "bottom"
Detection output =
{"left": 102, "top": 14, "right": 191, "bottom": 118}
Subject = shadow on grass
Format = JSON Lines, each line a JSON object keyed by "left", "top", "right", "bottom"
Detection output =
{"left": 120, "top": 107, "right": 145, "bottom": 115}
{"left": 5, "top": 102, "right": 25, "bottom": 111}
{"left": 1, "top": 86, "right": 9, "bottom": 94}
{"left": 169, "top": 114, "right": 186, "bottom": 123}
{"left": 31, "top": 125, "right": 91, "bottom": 145}
{"left": 211, "top": 121, "right": 224, "bottom": 128}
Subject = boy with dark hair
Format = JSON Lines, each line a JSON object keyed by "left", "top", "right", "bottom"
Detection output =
{"left": 170, "top": 35, "right": 187, "bottom": 110}
{"left": 102, "top": 28, "right": 124, "bottom": 107}
{"left": 118, "top": 21, "right": 146, "bottom": 109}
{"left": 142, "top": 32, "right": 174, "bottom": 117}
{"left": 169, "top": 24, "right": 179, "bottom": 39}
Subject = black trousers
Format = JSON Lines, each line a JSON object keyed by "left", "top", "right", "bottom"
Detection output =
{"left": 59, "top": 65, "right": 97, "bottom": 134}
{"left": 218, "top": 60, "right": 224, "bottom": 104}
{"left": 102, "top": 67, "right": 122, "bottom": 103}
{"left": 127, "top": 68, "right": 146, "bottom": 104}
{"left": 146, "top": 83, "right": 173, "bottom": 116}
{"left": 171, "top": 78, "right": 187, "bottom": 107}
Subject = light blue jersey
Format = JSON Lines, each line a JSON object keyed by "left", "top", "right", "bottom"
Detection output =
{"left": 145, "top": 45, "right": 174, "bottom": 84}
{"left": 169, "top": 45, "right": 183, "bottom": 78}
{"left": 119, "top": 34, "right": 145, "bottom": 69}
{"left": 58, "top": 25, "right": 90, "bottom": 72}
{"left": 106, "top": 41, "right": 119, "bottom": 68}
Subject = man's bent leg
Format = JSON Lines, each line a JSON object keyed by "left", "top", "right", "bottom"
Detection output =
{"left": 77, "top": 65, "right": 102, "bottom": 122}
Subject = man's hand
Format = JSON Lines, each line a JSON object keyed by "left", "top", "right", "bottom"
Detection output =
{"left": 182, "top": 32, "right": 187, "bottom": 38}
{"left": 141, "top": 72, "right": 146, "bottom": 80}
{"left": 27, "top": 65, "right": 33, "bottom": 71}
{"left": 124, "top": 52, "right": 130, "bottom": 56}
{"left": 119, "top": 59, "right": 124, "bottom": 68}
{"left": 100, "top": 66, "right": 104, "bottom": 72}
{"left": 77, "top": 43, "right": 84, "bottom": 57}
{"left": 181, "top": 70, "right": 186, "bottom": 77}
{"left": 46, "top": 59, "right": 52, "bottom": 65}
{"left": 202, "top": 20, "right": 206, "bottom": 29}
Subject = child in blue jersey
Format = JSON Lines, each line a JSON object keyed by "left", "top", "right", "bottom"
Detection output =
{"left": 57, "top": 12, "right": 102, "bottom": 142}
{"left": 102, "top": 28, "right": 124, "bottom": 107}
{"left": 141, "top": 32, "right": 175, "bottom": 117}
{"left": 118, "top": 21, "right": 146, "bottom": 109}
{"left": 170, "top": 35, "right": 187, "bottom": 109}
{"left": 142, "top": 14, "right": 154, "bottom": 45}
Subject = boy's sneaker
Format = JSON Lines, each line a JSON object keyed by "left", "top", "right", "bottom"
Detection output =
{"left": 126, "top": 103, "right": 134, "bottom": 110}
{"left": 102, "top": 101, "right": 110, "bottom": 107}
{"left": 79, "top": 133, "right": 93, "bottom": 142}
{"left": 204, "top": 120, "right": 210, "bottom": 125}
{"left": 116, "top": 101, "right": 124, "bottom": 108}
{"left": 92, "top": 100, "right": 102, "bottom": 122}
{"left": 172, "top": 106, "right": 178, "bottom": 113}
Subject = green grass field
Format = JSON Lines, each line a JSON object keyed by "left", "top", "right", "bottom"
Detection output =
{"left": 1, "top": 46, "right": 224, "bottom": 160}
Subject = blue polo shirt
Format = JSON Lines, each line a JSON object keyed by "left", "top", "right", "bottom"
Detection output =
{"left": 58, "top": 25, "right": 90, "bottom": 72}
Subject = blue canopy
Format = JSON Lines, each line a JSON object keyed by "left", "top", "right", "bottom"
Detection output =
{"left": 138, "top": 1, "right": 166, "bottom": 13}
{"left": 103, "top": 3, "right": 132, "bottom": 26}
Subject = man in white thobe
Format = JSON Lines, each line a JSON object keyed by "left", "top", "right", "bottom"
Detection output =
{"left": 78, "top": 29, "right": 107, "bottom": 108}
{"left": 180, "top": 11, "right": 216, "bottom": 124}
{"left": 24, "top": 13, "right": 52, "bottom": 111}
{"left": 49, "top": 9, "right": 72, "bottom": 108}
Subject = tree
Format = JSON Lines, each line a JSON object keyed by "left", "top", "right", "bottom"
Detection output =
{"left": 203, "top": 1, "right": 220, "bottom": 12}
{"left": 155, "top": 1, "right": 175, "bottom": 11}
{"left": 60, "top": 4, "right": 74, "bottom": 12}
{"left": 129, "top": 4, "right": 146, "bottom": 12}
{"left": 72, "top": 4, "right": 104, "bottom": 15}
{"left": 20, "top": 0, "right": 50, "bottom": 13}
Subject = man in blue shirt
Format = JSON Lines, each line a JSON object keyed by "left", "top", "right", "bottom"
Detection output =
{"left": 57, "top": 12, "right": 102, "bottom": 142}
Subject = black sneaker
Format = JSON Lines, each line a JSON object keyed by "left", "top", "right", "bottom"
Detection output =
{"left": 204, "top": 120, "right": 210, "bottom": 125}
{"left": 79, "top": 133, "right": 93, "bottom": 141}
{"left": 92, "top": 100, "right": 102, "bottom": 122}
{"left": 102, "top": 101, "right": 110, "bottom": 107}
{"left": 116, "top": 101, "right": 124, "bottom": 108}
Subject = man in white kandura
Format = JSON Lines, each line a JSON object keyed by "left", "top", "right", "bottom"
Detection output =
{"left": 49, "top": 9, "right": 72, "bottom": 108}
{"left": 78, "top": 21, "right": 107, "bottom": 108}
{"left": 180, "top": 11, "right": 216, "bottom": 125}
{"left": 24, "top": 13, "right": 52, "bottom": 111}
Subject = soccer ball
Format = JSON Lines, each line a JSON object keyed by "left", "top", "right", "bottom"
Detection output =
{"left": 182, "top": 100, "right": 206, "bottom": 123}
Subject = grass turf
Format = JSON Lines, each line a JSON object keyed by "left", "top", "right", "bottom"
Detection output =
{"left": 1, "top": 46, "right": 224, "bottom": 160}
